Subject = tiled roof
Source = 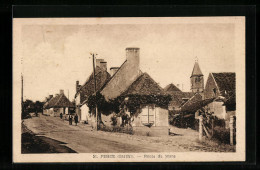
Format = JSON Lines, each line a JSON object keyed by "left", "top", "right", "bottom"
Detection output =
{"left": 181, "top": 97, "right": 215, "bottom": 113}
{"left": 46, "top": 94, "right": 74, "bottom": 108}
{"left": 167, "top": 91, "right": 195, "bottom": 108}
{"left": 163, "top": 83, "right": 181, "bottom": 92}
{"left": 180, "top": 93, "right": 203, "bottom": 109}
{"left": 77, "top": 66, "right": 111, "bottom": 104}
{"left": 122, "top": 72, "right": 165, "bottom": 96}
{"left": 191, "top": 61, "right": 203, "bottom": 77}
{"left": 212, "top": 72, "right": 236, "bottom": 110}
{"left": 212, "top": 72, "right": 235, "bottom": 97}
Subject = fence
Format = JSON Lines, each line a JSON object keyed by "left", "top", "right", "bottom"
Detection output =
{"left": 199, "top": 115, "right": 236, "bottom": 145}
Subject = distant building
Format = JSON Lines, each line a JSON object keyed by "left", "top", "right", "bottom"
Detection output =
{"left": 43, "top": 90, "right": 74, "bottom": 117}
{"left": 190, "top": 60, "right": 204, "bottom": 95}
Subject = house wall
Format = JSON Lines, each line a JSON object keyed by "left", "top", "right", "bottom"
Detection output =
{"left": 204, "top": 73, "right": 220, "bottom": 99}
{"left": 80, "top": 104, "right": 89, "bottom": 122}
{"left": 132, "top": 107, "right": 169, "bottom": 136}
{"left": 207, "top": 101, "right": 226, "bottom": 119}
{"left": 101, "top": 48, "right": 140, "bottom": 100}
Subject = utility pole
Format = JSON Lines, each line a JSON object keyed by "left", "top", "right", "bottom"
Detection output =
{"left": 21, "top": 74, "right": 24, "bottom": 116}
{"left": 91, "top": 53, "right": 98, "bottom": 131}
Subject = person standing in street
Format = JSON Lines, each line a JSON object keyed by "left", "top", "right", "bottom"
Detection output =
{"left": 69, "top": 114, "right": 72, "bottom": 125}
{"left": 60, "top": 112, "right": 63, "bottom": 120}
{"left": 74, "top": 114, "right": 78, "bottom": 126}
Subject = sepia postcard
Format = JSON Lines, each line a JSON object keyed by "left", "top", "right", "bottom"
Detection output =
{"left": 13, "top": 17, "right": 245, "bottom": 162}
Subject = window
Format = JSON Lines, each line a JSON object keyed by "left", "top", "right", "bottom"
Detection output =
{"left": 141, "top": 105, "right": 155, "bottom": 127}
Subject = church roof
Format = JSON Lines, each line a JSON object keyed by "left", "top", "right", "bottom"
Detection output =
{"left": 191, "top": 61, "right": 203, "bottom": 77}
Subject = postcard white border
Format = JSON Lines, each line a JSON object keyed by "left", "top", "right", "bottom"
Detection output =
{"left": 13, "top": 17, "right": 245, "bottom": 162}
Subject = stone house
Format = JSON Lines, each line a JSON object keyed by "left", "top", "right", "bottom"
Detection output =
{"left": 204, "top": 72, "right": 236, "bottom": 120}
{"left": 74, "top": 59, "right": 111, "bottom": 123}
{"left": 43, "top": 90, "right": 74, "bottom": 117}
{"left": 99, "top": 47, "right": 170, "bottom": 136}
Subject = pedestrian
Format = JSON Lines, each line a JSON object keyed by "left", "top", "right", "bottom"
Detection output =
{"left": 69, "top": 114, "right": 72, "bottom": 125}
{"left": 74, "top": 114, "right": 78, "bottom": 126}
{"left": 60, "top": 112, "right": 63, "bottom": 119}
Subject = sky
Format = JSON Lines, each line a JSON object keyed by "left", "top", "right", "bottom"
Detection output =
{"left": 21, "top": 20, "right": 236, "bottom": 102}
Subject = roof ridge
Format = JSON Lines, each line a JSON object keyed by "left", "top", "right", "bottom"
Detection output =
{"left": 100, "top": 60, "right": 127, "bottom": 92}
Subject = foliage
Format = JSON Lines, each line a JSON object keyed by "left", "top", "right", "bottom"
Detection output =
{"left": 22, "top": 100, "right": 44, "bottom": 119}
{"left": 212, "top": 126, "right": 231, "bottom": 144}
{"left": 111, "top": 115, "right": 118, "bottom": 126}
{"left": 86, "top": 92, "right": 172, "bottom": 116}
{"left": 169, "top": 111, "right": 197, "bottom": 129}
{"left": 99, "top": 125, "right": 133, "bottom": 135}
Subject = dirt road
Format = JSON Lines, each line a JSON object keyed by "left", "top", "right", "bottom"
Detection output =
{"left": 22, "top": 114, "right": 234, "bottom": 153}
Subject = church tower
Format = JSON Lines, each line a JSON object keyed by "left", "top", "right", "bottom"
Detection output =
{"left": 190, "top": 59, "right": 204, "bottom": 93}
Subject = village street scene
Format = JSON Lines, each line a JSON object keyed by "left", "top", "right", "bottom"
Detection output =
{"left": 20, "top": 20, "right": 237, "bottom": 154}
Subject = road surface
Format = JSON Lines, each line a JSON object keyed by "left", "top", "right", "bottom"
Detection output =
{"left": 22, "top": 114, "right": 234, "bottom": 153}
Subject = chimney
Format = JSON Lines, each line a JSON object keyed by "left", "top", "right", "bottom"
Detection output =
{"left": 177, "top": 84, "right": 180, "bottom": 89}
{"left": 100, "top": 61, "right": 107, "bottom": 71}
{"left": 96, "top": 59, "right": 105, "bottom": 68}
{"left": 49, "top": 95, "right": 53, "bottom": 99}
{"left": 76, "top": 80, "right": 80, "bottom": 93}
{"left": 110, "top": 67, "right": 120, "bottom": 76}
{"left": 126, "top": 47, "right": 140, "bottom": 63}
{"left": 60, "top": 89, "right": 64, "bottom": 95}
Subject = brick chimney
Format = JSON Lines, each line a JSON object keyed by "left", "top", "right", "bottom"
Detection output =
{"left": 126, "top": 47, "right": 140, "bottom": 70}
{"left": 110, "top": 67, "right": 120, "bottom": 76}
{"left": 100, "top": 61, "right": 107, "bottom": 71}
{"left": 60, "top": 89, "right": 64, "bottom": 95}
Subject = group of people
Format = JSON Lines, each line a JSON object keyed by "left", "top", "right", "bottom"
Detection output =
{"left": 60, "top": 113, "right": 79, "bottom": 126}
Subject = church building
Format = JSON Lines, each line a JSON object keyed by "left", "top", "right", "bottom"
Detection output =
{"left": 190, "top": 60, "right": 204, "bottom": 96}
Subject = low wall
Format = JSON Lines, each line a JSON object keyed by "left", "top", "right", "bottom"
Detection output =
{"left": 132, "top": 126, "right": 169, "bottom": 137}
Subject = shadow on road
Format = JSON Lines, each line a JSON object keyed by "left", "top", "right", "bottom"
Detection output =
{"left": 22, "top": 124, "right": 77, "bottom": 154}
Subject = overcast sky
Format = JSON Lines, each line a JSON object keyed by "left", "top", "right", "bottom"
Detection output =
{"left": 21, "top": 20, "right": 236, "bottom": 102}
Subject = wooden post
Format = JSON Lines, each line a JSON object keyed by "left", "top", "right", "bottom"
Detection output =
{"left": 230, "top": 115, "right": 234, "bottom": 145}
{"left": 211, "top": 119, "right": 214, "bottom": 137}
{"left": 199, "top": 115, "right": 203, "bottom": 141}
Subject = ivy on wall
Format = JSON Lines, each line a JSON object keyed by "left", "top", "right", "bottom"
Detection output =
{"left": 86, "top": 92, "right": 172, "bottom": 116}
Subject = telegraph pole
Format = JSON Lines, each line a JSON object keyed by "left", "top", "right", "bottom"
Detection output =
{"left": 91, "top": 53, "right": 98, "bottom": 131}
{"left": 21, "top": 74, "right": 24, "bottom": 116}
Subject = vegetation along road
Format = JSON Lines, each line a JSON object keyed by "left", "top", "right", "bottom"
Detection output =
{"left": 22, "top": 114, "right": 235, "bottom": 153}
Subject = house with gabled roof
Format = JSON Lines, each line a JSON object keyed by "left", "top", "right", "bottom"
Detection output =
{"left": 43, "top": 90, "right": 74, "bottom": 117}
{"left": 74, "top": 59, "right": 111, "bottom": 123}
{"left": 204, "top": 72, "right": 236, "bottom": 120}
{"left": 97, "top": 48, "right": 171, "bottom": 136}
